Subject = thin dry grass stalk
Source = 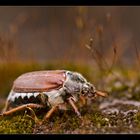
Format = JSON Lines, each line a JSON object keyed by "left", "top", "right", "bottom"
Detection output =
{"left": 0, "top": 36, "right": 19, "bottom": 64}
{"left": 85, "top": 37, "right": 123, "bottom": 82}
{"left": 133, "top": 42, "right": 140, "bottom": 69}
{"left": 86, "top": 38, "right": 113, "bottom": 74}
{"left": 107, "top": 42, "right": 118, "bottom": 74}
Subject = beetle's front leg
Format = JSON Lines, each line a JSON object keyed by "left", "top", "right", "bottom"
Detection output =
{"left": 67, "top": 97, "right": 81, "bottom": 118}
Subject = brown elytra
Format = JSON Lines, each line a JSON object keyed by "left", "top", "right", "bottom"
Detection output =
{"left": 13, "top": 70, "right": 66, "bottom": 93}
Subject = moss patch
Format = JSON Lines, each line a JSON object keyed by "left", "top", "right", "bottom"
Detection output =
{"left": 0, "top": 113, "right": 34, "bottom": 134}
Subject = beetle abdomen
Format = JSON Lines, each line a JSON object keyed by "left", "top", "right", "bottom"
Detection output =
{"left": 7, "top": 91, "right": 49, "bottom": 109}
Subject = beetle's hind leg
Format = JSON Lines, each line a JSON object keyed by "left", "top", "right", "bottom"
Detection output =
{"left": 0, "top": 103, "right": 44, "bottom": 123}
{"left": 43, "top": 105, "right": 59, "bottom": 121}
{"left": 25, "top": 107, "right": 42, "bottom": 124}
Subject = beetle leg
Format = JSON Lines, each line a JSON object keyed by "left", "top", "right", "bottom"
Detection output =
{"left": 25, "top": 107, "right": 41, "bottom": 124}
{"left": 67, "top": 97, "right": 81, "bottom": 118}
{"left": 0, "top": 103, "right": 43, "bottom": 117}
{"left": 43, "top": 105, "right": 58, "bottom": 120}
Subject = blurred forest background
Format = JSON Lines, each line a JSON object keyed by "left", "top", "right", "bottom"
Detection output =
{"left": 0, "top": 6, "right": 140, "bottom": 99}
{"left": 2, "top": 6, "right": 140, "bottom": 134}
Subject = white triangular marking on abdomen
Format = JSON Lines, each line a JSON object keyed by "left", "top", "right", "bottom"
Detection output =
{"left": 27, "top": 93, "right": 33, "bottom": 98}
{"left": 34, "top": 92, "right": 39, "bottom": 97}
{"left": 14, "top": 93, "right": 21, "bottom": 99}
{"left": 21, "top": 93, "right": 27, "bottom": 99}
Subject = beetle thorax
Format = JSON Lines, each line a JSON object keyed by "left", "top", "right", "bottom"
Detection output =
{"left": 62, "top": 71, "right": 87, "bottom": 102}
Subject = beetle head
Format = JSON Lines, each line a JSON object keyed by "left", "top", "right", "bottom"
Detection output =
{"left": 81, "top": 82, "right": 107, "bottom": 99}
{"left": 81, "top": 82, "right": 96, "bottom": 98}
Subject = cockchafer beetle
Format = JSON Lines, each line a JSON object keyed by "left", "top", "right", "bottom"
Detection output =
{"left": 0, "top": 70, "right": 107, "bottom": 123}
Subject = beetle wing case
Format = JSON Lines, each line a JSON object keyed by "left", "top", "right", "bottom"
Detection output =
{"left": 12, "top": 70, "right": 66, "bottom": 92}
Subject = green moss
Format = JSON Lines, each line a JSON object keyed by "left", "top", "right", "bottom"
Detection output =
{"left": 89, "top": 112, "right": 108, "bottom": 127}
{"left": 134, "top": 112, "right": 140, "bottom": 127}
{"left": 0, "top": 113, "right": 35, "bottom": 134}
{"left": 52, "top": 111, "right": 81, "bottom": 131}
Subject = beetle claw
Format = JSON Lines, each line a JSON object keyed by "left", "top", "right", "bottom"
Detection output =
{"left": 77, "top": 112, "right": 82, "bottom": 118}
{"left": 67, "top": 97, "right": 82, "bottom": 118}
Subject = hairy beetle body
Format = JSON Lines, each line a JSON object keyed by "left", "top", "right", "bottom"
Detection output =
{"left": 1, "top": 70, "right": 107, "bottom": 122}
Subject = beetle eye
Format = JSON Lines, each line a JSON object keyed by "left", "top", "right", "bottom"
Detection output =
{"left": 90, "top": 84, "right": 96, "bottom": 92}
{"left": 91, "top": 86, "right": 95, "bottom": 92}
{"left": 81, "top": 91, "right": 86, "bottom": 95}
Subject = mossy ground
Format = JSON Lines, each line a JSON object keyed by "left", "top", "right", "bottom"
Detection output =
{"left": 0, "top": 101, "right": 140, "bottom": 134}
{"left": 0, "top": 113, "right": 34, "bottom": 134}
{"left": 0, "top": 62, "right": 140, "bottom": 134}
